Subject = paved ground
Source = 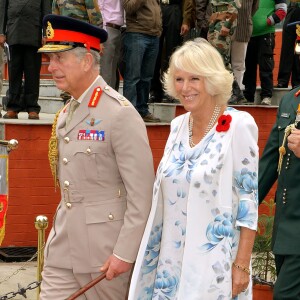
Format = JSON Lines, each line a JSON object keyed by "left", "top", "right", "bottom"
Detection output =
{"left": 0, "top": 260, "right": 38, "bottom": 299}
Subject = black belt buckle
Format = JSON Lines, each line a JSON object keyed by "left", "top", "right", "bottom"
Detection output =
{"left": 106, "top": 22, "right": 122, "bottom": 31}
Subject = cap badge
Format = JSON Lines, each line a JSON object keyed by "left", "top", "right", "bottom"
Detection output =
{"left": 46, "top": 21, "right": 55, "bottom": 39}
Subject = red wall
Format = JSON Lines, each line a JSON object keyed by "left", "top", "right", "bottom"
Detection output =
{"left": 1, "top": 106, "right": 278, "bottom": 247}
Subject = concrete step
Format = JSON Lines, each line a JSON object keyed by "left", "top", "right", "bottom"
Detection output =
{"left": 254, "top": 86, "right": 291, "bottom": 105}
{"left": 0, "top": 80, "right": 292, "bottom": 117}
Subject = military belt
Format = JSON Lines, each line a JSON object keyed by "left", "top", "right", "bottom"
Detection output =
{"left": 211, "top": 4, "right": 229, "bottom": 13}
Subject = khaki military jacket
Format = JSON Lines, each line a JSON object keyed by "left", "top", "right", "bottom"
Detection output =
{"left": 44, "top": 76, "right": 154, "bottom": 273}
{"left": 259, "top": 87, "right": 300, "bottom": 255}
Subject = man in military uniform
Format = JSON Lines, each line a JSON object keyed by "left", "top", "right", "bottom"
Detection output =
{"left": 52, "top": 0, "right": 103, "bottom": 26}
{"left": 38, "top": 15, "right": 154, "bottom": 299}
{"left": 259, "top": 86, "right": 300, "bottom": 299}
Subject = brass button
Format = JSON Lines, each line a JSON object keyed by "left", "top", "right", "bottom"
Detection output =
{"left": 108, "top": 213, "right": 114, "bottom": 220}
{"left": 278, "top": 126, "right": 281, "bottom": 129}
{"left": 104, "top": 85, "right": 110, "bottom": 91}
{"left": 64, "top": 137, "right": 70, "bottom": 143}
{"left": 66, "top": 202, "right": 72, "bottom": 209}
{"left": 63, "top": 158, "right": 68, "bottom": 164}
{"left": 288, "top": 153, "right": 291, "bottom": 156}
{"left": 86, "top": 147, "right": 91, "bottom": 154}
{"left": 64, "top": 180, "right": 70, "bottom": 187}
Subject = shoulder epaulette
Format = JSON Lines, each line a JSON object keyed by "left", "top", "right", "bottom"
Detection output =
{"left": 103, "top": 85, "right": 130, "bottom": 106}
{"left": 88, "top": 87, "right": 102, "bottom": 107}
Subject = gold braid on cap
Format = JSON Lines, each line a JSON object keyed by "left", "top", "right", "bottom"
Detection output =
{"left": 48, "top": 109, "right": 62, "bottom": 189}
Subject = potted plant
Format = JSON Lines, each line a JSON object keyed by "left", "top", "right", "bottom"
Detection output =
{"left": 252, "top": 199, "right": 276, "bottom": 300}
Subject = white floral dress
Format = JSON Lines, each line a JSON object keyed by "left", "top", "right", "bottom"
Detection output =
{"left": 128, "top": 108, "right": 259, "bottom": 300}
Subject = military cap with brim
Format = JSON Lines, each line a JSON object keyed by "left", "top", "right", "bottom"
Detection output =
{"left": 38, "top": 14, "right": 108, "bottom": 53}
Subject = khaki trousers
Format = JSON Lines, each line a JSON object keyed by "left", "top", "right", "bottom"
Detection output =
{"left": 40, "top": 266, "right": 130, "bottom": 300}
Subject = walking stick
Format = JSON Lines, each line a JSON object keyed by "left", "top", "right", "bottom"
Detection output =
{"left": 66, "top": 273, "right": 106, "bottom": 300}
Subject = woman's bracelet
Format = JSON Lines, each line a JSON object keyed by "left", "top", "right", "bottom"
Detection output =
{"left": 232, "top": 262, "right": 250, "bottom": 275}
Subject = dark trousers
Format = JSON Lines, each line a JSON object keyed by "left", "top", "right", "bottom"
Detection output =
{"left": 243, "top": 33, "right": 275, "bottom": 103}
{"left": 277, "top": 5, "right": 300, "bottom": 88}
{"left": 274, "top": 254, "right": 300, "bottom": 300}
{"left": 150, "top": 4, "right": 183, "bottom": 99}
{"left": 7, "top": 44, "right": 41, "bottom": 113}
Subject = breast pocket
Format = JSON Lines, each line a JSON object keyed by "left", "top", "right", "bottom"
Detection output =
{"left": 277, "top": 117, "right": 293, "bottom": 143}
{"left": 71, "top": 141, "right": 108, "bottom": 182}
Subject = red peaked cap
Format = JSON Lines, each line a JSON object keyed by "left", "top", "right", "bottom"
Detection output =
{"left": 39, "top": 14, "right": 108, "bottom": 53}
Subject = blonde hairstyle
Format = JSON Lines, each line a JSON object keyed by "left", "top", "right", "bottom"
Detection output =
{"left": 164, "top": 38, "right": 233, "bottom": 105}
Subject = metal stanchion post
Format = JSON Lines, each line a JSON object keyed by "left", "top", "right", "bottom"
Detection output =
{"left": 35, "top": 215, "right": 48, "bottom": 299}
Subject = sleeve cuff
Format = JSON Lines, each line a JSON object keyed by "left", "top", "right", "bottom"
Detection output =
{"left": 113, "top": 253, "right": 134, "bottom": 264}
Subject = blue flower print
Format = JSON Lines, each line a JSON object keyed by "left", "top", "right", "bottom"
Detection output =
{"left": 233, "top": 168, "right": 258, "bottom": 199}
{"left": 163, "top": 142, "right": 202, "bottom": 183}
{"left": 153, "top": 265, "right": 181, "bottom": 299}
{"left": 142, "top": 224, "right": 162, "bottom": 276}
{"left": 236, "top": 200, "right": 258, "bottom": 228}
{"left": 199, "top": 210, "right": 233, "bottom": 253}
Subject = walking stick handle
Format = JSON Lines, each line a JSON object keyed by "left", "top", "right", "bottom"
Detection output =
{"left": 66, "top": 273, "right": 106, "bottom": 300}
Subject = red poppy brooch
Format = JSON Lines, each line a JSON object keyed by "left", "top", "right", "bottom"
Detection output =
{"left": 216, "top": 114, "right": 232, "bottom": 132}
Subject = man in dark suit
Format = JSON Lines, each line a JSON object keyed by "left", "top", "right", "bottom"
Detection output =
{"left": 259, "top": 86, "right": 300, "bottom": 299}
{"left": 0, "top": 0, "right": 51, "bottom": 119}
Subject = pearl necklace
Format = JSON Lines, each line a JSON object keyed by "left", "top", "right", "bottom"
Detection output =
{"left": 189, "top": 105, "right": 221, "bottom": 148}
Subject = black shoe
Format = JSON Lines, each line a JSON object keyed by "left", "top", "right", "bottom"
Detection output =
{"left": 148, "top": 94, "right": 162, "bottom": 103}
{"left": 161, "top": 95, "right": 180, "bottom": 103}
{"left": 142, "top": 113, "right": 161, "bottom": 123}
{"left": 228, "top": 95, "right": 247, "bottom": 105}
{"left": 276, "top": 83, "right": 288, "bottom": 88}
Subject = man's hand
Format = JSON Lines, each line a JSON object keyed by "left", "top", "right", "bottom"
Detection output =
{"left": 100, "top": 255, "right": 133, "bottom": 280}
{"left": 0, "top": 35, "right": 6, "bottom": 47}
{"left": 180, "top": 24, "right": 190, "bottom": 36}
{"left": 287, "top": 128, "right": 300, "bottom": 158}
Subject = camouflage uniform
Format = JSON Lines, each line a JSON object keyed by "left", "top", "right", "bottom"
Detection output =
{"left": 208, "top": 0, "right": 240, "bottom": 69}
{"left": 52, "top": 0, "right": 103, "bottom": 26}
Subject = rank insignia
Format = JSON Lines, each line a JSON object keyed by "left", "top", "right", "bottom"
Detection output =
{"left": 78, "top": 130, "right": 105, "bottom": 141}
{"left": 295, "top": 89, "right": 300, "bottom": 97}
{"left": 86, "top": 118, "right": 101, "bottom": 126}
{"left": 281, "top": 112, "right": 290, "bottom": 118}
{"left": 88, "top": 87, "right": 102, "bottom": 107}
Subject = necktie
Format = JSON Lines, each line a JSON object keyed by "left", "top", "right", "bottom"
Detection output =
{"left": 66, "top": 100, "right": 80, "bottom": 128}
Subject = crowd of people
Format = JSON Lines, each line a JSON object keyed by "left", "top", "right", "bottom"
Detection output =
{"left": 1, "top": 0, "right": 300, "bottom": 300}
{"left": 0, "top": 0, "right": 299, "bottom": 121}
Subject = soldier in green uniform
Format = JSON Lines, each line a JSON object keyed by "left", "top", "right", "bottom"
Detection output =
{"left": 52, "top": 0, "right": 103, "bottom": 26}
{"left": 259, "top": 86, "right": 300, "bottom": 299}
{"left": 208, "top": 0, "right": 239, "bottom": 68}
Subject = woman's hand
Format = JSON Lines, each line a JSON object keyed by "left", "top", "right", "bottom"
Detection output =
{"left": 232, "top": 263, "right": 250, "bottom": 297}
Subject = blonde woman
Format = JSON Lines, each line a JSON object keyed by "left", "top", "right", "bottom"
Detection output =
{"left": 129, "top": 38, "right": 258, "bottom": 299}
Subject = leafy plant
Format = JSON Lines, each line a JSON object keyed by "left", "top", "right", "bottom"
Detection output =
{"left": 252, "top": 199, "right": 276, "bottom": 285}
